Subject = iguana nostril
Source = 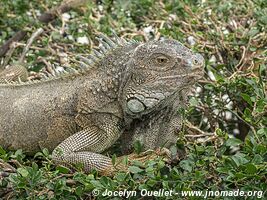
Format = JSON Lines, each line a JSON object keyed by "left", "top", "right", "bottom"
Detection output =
{"left": 127, "top": 98, "right": 145, "bottom": 113}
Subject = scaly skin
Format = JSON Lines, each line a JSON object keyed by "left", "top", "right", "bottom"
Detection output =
{"left": 0, "top": 34, "right": 204, "bottom": 174}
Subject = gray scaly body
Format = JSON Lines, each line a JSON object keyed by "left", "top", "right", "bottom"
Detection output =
{"left": 0, "top": 33, "right": 204, "bottom": 174}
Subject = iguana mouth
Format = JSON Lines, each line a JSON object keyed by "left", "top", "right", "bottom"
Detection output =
{"left": 157, "top": 68, "right": 204, "bottom": 81}
{"left": 157, "top": 74, "right": 188, "bottom": 80}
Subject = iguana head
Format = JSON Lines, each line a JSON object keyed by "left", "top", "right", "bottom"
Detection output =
{"left": 120, "top": 39, "right": 204, "bottom": 119}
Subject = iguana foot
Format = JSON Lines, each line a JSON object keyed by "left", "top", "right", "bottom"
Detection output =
{"left": 126, "top": 147, "right": 172, "bottom": 163}
{"left": 100, "top": 148, "right": 172, "bottom": 176}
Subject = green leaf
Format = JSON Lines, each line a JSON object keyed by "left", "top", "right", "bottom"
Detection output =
{"left": 179, "top": 159, "right": 194, "bottom": 172}
{"left": 42, "top": 148, "right": 50, "bottom": 157}
{"left": 146, "top": 179, "right": 157, "bottom": 187}
{"left": 99, "top": 176, "right": 110, "bottom": 187}
{"left": 251, "top": 154, "right": 263, "bottom": 164}
{"left": 131, "top": 160, "right": 144, "bottom": 167}
{"left": 0, "top": 146, "right": 6, "bottom": 155}
{"left": 32, "top": 162, "right": 39, "bottom": 171}
{"left": 56, "top": 166, "right": 70, "bottom": 174}
{"left": 133, "top": 140, "right": 143, "bottom": 154}
{"left": 115, "top": 172, "right": 127, "bottom": 182}
{"left": 51, "top": 31, "right": 61, "bottom": 40}
{"left": 90, "top": 180, "right": 104, "bottom": 188}
{"left": 204, "top": 84, "right": 214, "bottom": 90}
{"left": 170, "top": 145, "right": 178, "bottom": 157}
{"left": 120, "top": 155, "right": 128, "bottom": 166}
{"left": 257, "top": 128, "right": 267, "bottom": 136}
{"left": 259, "top": 64, "right": 266, "bottom": 75}
{"left": 34, "top": 152, "right": 43, "bottom": 159}
{"left": 240, "top": 93, "right": 253, "bottom": 106}
{"left": 245, "top": 163, "right": 257, "bottom": 174}
{"left": 225, "top": 138, "right": 243, "bottom": 147}
{"left": 111, "top": 154, "right": 117, "bottom": 166}
{"left": 17, "top": 168, "right": 29, "bottom": 177}
{"left": 235, "top": 172, "right": 245, "bottom": 179}
{"left": 75, "top": 186, "right": 84, "bottom": 196}
{"left": 231, "top": 153, "right": 249, "bottom": 167}
{"left": 189, "top": 97, "right": 199, "bottom": 106}
{"left": 87, "top": 174, "right": 95, "bottom": 180}
{"left": 128, "top": 166, "right": 143, "bottom": 174}
{"left": 247, "top": 28, "right": 259, "bottom": 37}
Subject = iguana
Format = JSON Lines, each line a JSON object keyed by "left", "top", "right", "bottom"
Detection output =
{"left": 0, "top": 33, "right": 204, "bottom": 175}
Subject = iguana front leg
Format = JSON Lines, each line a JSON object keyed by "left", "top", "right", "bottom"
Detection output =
{"left": 52, "top": 114, "right": 124, "bottom": 175}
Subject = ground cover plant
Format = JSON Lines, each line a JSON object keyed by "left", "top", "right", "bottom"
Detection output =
{"left": 0, "top": 0, "right": 266, "bottom": 199}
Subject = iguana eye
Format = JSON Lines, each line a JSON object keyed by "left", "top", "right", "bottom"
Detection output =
{"left": 156, "top": 56, "right": 169, "bottom": 64}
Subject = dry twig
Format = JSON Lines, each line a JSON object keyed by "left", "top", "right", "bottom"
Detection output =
{"left": 19, "top": 28, "right": 44, "bottom": 63}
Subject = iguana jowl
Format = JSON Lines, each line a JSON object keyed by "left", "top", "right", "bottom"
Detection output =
{"left": 0, "top": 34, "right": 204, "bottom": 174}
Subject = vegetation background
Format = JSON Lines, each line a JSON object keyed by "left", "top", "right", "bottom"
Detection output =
{"left": 0, "top": 0, "right": 266, "bottom": 199}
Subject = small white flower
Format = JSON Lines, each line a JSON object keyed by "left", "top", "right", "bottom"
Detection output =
{"left": 169, "top": 14, "right": 177, "bottom": 21}
{"left": 213, "top": 108, "right": 219, "bottom": 115}
{"left": 77, "top": 36, "right": 89, "bottom": 45}
{"left": 222, "top": 94, "right": 229, "bottom": 101}
{"left": 187, "top": 36, "right": 196, "bottom": 46}
{"left": 143, "top": 26, "right": 153, "bottom": 34}
{"left": 35, "top": 10, "right": 41, "bottom": 16}
{"left": 196, "top": 86, "right": 202, "bottom": 94}
{"left": 233, "top": 129, "right": 240, "bottom": 135}
{"left": 209, "top": 55, "right": 217, "bottom": 64}
{"left": 55, "top": 66, "right": 65, "bottom": 73}
{"left": 98, "top": 5, "right": 103, "bottom": 12}
{"left": 225, "top": 111, "right": 232, "bottom": 120}
{"left": 223, "top": 30, "right": 229, "bottom": 35}
{"left": 203, "top": 18, "right": 212, "bottom": 25}
{"left": 67, "top": 35, "right": 74, "bottom": 41}
{"left": 222, "top": 27, "right": 229, "bottom": 35}
{"left": 207, "top": 9, "right": 212, "bottom": 15}
{"left": 62, "top": 13, "right": 71, "bottom": 21}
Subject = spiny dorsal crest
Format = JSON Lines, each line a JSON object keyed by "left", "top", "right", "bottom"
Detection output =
{"left": 76, "top": 32, "right": 138, "bottom": 71}
{"left": 0, "top": 32, "right": 139, "bottom": 86}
